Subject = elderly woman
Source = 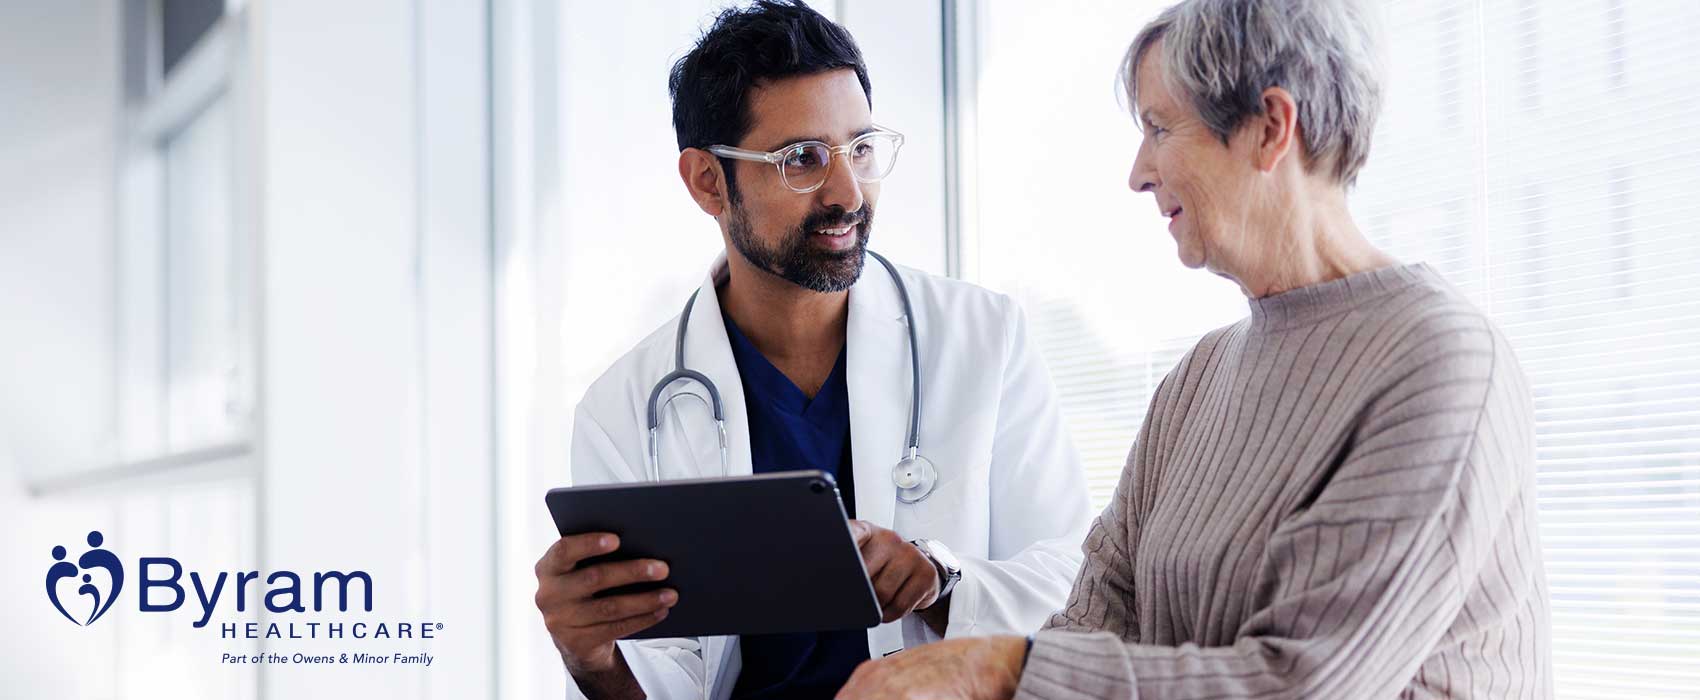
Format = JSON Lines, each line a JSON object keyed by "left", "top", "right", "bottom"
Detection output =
{"left": 837, "top": 0, "right": 1552, "bottom": 698}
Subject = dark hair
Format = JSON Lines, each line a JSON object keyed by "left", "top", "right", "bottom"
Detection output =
{"left": 668, "top": 0, "right": 873, "bottom": 194}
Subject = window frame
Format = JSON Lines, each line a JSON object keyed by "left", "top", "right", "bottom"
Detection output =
{"left": 28, "top": 0, "right": 257, "bottom": 495}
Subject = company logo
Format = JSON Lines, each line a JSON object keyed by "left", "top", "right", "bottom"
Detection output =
{"left": 46, "top": 530, "right": 125, "bottom": 627}
{"left": 40, "top": 529, "right": 445, "bottom": 645}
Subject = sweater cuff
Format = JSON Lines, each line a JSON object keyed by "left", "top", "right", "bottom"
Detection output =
{"left": 1013, "top": 630, "right": 1138, "bottom": 700}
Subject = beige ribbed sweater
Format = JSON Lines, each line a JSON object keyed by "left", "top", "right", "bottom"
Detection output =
{"left": 1016, "top": 264, "right": 1552, "bottom": 699}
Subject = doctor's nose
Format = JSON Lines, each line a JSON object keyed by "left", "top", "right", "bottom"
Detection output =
{"left": 815, "top": 153, "right": 866, "bottom": 213}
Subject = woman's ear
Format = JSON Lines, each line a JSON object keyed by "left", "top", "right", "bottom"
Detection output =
{"left": 679, "top": 148, "right": 728, "bottom": 217}
{"left": 1255, "top": 86, "right": 1301, "bottom": 174}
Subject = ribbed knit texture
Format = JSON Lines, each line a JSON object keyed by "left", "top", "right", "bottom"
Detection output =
{"left": 1016, "top": 264, "right": 1552, "bottom": 699}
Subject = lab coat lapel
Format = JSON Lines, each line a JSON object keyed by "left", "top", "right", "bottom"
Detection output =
{"left": 846, "top": 252, "right": 913, "bottom": 658}
{"left": 845, "top": 256, "right": 907, "bottom": 532}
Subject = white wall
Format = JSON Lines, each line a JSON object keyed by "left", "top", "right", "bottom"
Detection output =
{"left": 840, "top": 0, "right": 949, "bottom": 274}
{"left": 0, "top": 1, "right": 119, "bottom": 481}
{"left": 0, "top": 2, "right": 123, "bottom": 697}
{"left": 257, "top": 0, "right": 494, "bottom": 698}
{"left": 256, "top": 4, "right": 427, "bottom": 695}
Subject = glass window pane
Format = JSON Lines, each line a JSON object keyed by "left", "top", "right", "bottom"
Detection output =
{"left": 162, "top": 0, "right": 223, "bottom": 76}
{"left": 969, "top": 0, "right": 1246, "bottom": 504}
{"left": 163, "top": 96, "right": 245, "bottom": 451}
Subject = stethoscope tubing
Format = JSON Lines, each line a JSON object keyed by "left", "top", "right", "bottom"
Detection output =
{"left": 644, "top": 250, "right": 929, "bottom": 499}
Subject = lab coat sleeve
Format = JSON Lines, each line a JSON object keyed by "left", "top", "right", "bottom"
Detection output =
{"left": 564, "top": 401, "right": 717, "bottom": 699}
{"left": 907, "top": 301, "right": 1093, "bottom": 644}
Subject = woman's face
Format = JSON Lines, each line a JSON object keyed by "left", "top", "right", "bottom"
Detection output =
{"left": 1128, "top": 43, "right": 1265, "bottom": 277}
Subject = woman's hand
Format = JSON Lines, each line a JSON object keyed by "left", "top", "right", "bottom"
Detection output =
{"left": 835, "top": 636, "right": 1028, "bottom": 700}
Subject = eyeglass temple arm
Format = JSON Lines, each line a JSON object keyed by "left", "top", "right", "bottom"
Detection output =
{"left": 704, "top": 145, "right": 778, "bottom": 163}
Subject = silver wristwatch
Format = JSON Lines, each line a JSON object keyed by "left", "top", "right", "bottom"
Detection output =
{"left": 910, "top": 538, "right": 963, "bottom": 600}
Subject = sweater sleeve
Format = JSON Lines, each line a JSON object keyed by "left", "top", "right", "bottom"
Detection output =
{"left": 1015, "top": 312, "right": 1539, "bottom": 700}
{"left": 1038, "top": 374, "right": 1169, "bottom": 640}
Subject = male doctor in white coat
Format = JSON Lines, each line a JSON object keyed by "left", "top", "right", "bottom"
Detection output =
{"left": 533, "top": 2, "right": 1090, "bottom": 698}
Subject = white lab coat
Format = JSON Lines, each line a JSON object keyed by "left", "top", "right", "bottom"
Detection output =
{"left": 566, "top": 253, "right": 1091, "bottom": 699}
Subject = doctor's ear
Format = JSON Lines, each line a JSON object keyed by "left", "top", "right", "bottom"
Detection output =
{"left": 679, "top": 148, "right": 729, "bottom": 217}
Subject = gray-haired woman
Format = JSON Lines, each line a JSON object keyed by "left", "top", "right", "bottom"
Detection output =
{"left": 837, "top": 0, "right": 1552, "bottom": 698}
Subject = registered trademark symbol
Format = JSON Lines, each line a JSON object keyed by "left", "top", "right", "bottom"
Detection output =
{"left": 435, "top": 623, "right": 444, "bottom": 631}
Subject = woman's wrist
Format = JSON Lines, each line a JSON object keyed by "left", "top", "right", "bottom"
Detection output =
{"left": 982, "top": 635, "right": 1030, "bottom": 697}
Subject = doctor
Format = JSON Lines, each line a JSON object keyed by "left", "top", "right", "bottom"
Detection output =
{"left": 533, "top": 2, "right": 1089, "bottom": 698}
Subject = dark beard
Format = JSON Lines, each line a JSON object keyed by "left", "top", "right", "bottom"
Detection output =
{"left": 727, "top": 202, "right": 872, "bottom": 293}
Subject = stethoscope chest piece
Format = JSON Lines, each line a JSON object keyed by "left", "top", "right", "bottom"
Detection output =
{"left": 893, "top": 450, "right": 938, "bottom": 504}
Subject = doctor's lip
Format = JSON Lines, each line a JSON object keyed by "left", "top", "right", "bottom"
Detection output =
{"left": 809, "top": 224, "right": 860, "bottom": 250}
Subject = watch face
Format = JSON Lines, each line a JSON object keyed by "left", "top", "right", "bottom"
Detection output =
{"left": 927, "top": 540, "right": 962, "bottom": 574}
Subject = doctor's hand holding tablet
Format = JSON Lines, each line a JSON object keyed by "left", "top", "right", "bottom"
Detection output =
{"left": 537, "top": 471, "right": 961, "bottom": 673}
{"left": 533, "top": 519, "right": 948, "bottom": 666}
{"left": 534, "top": 532, "right": 676, "bottom": 679}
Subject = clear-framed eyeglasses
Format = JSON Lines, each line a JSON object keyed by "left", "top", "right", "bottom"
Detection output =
{"left": 706, "top": 127, "right": 905, "bottom": 194}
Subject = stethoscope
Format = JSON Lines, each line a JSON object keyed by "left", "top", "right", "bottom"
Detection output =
{"left": 644, "top": 250, "right": 939, "bottom": 504}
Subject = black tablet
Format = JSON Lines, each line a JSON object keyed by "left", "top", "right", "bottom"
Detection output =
{"left": 544, "top": 470, "right": 882, "bottom": 639}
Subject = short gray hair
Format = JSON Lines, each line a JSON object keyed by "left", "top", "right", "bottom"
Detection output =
{"left": 1123, "top": 0, "right": 1386, "bottom": 186}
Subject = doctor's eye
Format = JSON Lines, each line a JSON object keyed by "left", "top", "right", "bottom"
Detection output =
{"left": 783, "top": 145, "right": 827, "bottom": 170}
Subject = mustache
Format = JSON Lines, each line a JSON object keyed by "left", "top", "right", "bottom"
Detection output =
{"left": 801, "top": 207, "right": 867, "bottom": 231}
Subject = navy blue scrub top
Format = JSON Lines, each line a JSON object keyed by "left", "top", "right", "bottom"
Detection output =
{"left": 722, "top": 310, "right": 869, "bottom": 699}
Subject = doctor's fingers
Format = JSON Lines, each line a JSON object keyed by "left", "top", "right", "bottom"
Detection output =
{"left": 565, "top": 588, "right": 680, "bottom": 627}
{"left": 872, "top": 560, "right": 927, "bottom": 619}
{"left": 855, "top": 529, "right": 907, "bottom": 578}
{"left": 561, "top": 559, "right": 671, "bottom": 598}
{"left": 893, "top": 574, "right": 938, "bottom": 620}
{"left": 565, "top": 608, "right": 674, "bottom": 651}
{"left": 847, "top": 519, "right": 875, "bottom": 546}
{"left": 880, "top": 568, "right": 935, "bottom": 622}
{"left": 536, "top": 532, "right": 621, "bottom": 575}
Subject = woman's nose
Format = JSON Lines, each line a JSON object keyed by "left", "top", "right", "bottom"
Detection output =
{"left": 1130, "top": 141, "right": 1158, "bottom": 193}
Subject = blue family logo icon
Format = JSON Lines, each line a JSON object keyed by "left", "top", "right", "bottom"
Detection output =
{"left": 46, "top": 530, "right": 125, "bottom": 627}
